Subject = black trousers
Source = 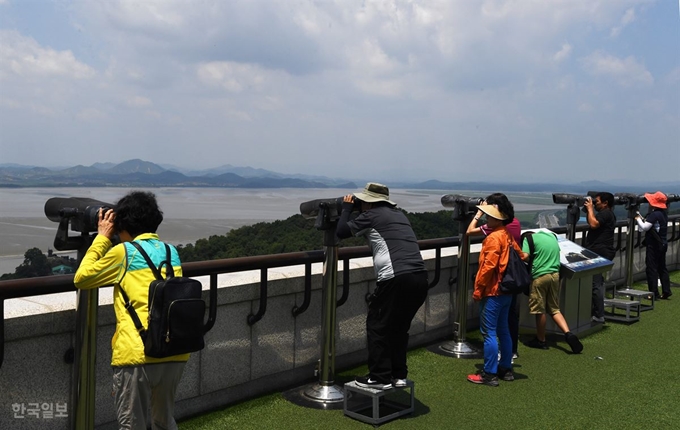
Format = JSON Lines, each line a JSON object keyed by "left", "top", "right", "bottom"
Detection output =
{"left": 366, "top": 271, "right": 428, "bottom": 383}
{"left": 646, "top": 243, "right": 670, "bottom": 297}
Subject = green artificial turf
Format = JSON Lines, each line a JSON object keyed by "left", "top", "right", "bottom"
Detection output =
{"left": 180, "top": 271, "right": 680, "bottom": 430}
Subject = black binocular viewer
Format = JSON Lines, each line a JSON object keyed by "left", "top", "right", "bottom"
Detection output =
{"left": 552, "top": 192, "right": 680, "bottom": 207}
{"left": 299, "top": 197, "right": 361, "bottom": 230}
{"left": 441, "top": 194, "right": 484, "bottom": 208}
{"left": 299, "top": 197, "right": 347, "bottom": 221}
{"left": 45, "top": 197, "right": 114, "bottom": 233}
{"left": 441, "top": 194, "right": 485, "bottom": 221}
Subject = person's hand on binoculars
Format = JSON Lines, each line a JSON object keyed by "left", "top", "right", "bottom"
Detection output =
{"left": 98, "top": 208, "right": 116, "bottom": 240}
{"left": 343, "top": 194, "right": 354, "bottom": 204}
{"left": 583, "top": 197, "right": 593, "bottom": 212}
{"left": 474, "top": 200, "right": 486, "bottom": 220}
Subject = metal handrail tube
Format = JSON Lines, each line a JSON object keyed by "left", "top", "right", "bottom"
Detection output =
{"left": 336, "top": 259, "right": 350, "bottom": 307}
{"left": 292, "top": 263, "right": 313, "bottom": 317}
{"left": 204, "top": 274, "right": 218, "bottom": 333}
{"left": 247, "top": 268, "right": 268, "bottom": 325}
{"left": 428, "top": 248, "right": 441, "bottom": 289}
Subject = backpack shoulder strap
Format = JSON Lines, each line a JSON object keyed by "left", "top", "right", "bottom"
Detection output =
{"left": 526, "top": 233, "right": 536, "bottom": 274}
{"left": 130, "top": 241, "right": 166, "bottom": 280}
{"left": 163, "top": 243, "right": 175, "bottom": 278}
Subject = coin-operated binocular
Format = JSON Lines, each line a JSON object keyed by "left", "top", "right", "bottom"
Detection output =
{"left": 44, "top": 197, "right": 114, "bottom": 251}
{"left": 613, "top": 193, "right": 646, "bottom": 210}
{"left": 441, "top": 194, "right": 484, "bottom": 221}
{"left": 300, "top": 197, "right": 360, "bottom": 231}
{"left": 665, "top": 194, "right": 680, "bottom": 207}
{"left": 552, "top": 193, "right": 592, "bottom": 207}
{"left": 552, "top": 192, "right": 603, "bottom": 226}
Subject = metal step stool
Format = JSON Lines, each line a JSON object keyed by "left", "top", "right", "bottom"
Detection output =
{"left": 343, "top": 380, "right": 414, "bottom": 425}
{"left": 615, "top": 288, "right": 654, "bottom": 311}
{"left": 603, "top": 298, "right": 641, "bottom": 323}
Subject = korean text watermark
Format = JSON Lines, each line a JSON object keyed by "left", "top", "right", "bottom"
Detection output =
{"left": 12, "top": 402, "right": 68, "bottom": 419}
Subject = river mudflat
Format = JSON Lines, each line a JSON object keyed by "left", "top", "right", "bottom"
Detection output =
{"left": 0, "top": 187, "right": 556, "bottom": 274}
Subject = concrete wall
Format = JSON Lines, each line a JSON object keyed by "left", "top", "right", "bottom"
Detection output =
{"left": 1, "top": 238, "right": 678, "bottom": 429}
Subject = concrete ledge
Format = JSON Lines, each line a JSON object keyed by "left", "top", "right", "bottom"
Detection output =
{"left": 1, "top": 239, "right": 678, "bottom": 429}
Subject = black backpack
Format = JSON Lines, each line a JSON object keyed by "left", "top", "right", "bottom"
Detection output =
{"left": 499, "top": 238, "right": 532, "bottom": 295}
{"left": 120, "top": 241, "right": 206, "bottom": 358}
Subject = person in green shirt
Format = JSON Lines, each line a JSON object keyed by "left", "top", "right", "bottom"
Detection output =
{"left": 521, "top": 230, "right": 583, "bottom": 354}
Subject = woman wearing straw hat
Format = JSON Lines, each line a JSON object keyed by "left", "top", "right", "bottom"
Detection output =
{"left": 635, "top": 192, "right": 671, "bottom": 299}
{"left": 337, "top": 182, "right": 429, "bottom": 390}
{"left": 467, "top": 197, "right": 526, "bottom": 387}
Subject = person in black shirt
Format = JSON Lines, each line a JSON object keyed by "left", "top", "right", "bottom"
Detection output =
{"left": 336, "top": 182, "right": 428, "bottom": 390}
{"left": 583, "top": 192, "right": 616, "bottom": 322}
{"left": 636, "top": 192, "right": 671, "bottom": 299}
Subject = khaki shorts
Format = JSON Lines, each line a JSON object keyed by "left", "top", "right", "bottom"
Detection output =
{"left": 528, "top": 272, "right": 561, "bottom": 315}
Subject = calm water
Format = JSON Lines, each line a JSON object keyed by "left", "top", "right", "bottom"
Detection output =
{"left": 0, "top": 187, "right": 555, "bottom": 273}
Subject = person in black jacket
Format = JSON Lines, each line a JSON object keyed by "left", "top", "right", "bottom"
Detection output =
{"left": 336, "top": 182, "right": 428, "bottom": 390}
{"left": 583, "top": 192, "right": 617, "bottom": 322}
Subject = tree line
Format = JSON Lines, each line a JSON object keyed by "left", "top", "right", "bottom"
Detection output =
{"left": 6, "top": 206, "right": 676, "bottom": 280}
{"left": 0, "top": 210, "right": 460, "bottom": 279}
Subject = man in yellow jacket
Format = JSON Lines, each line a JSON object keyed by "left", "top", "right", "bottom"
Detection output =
{"left": 74, "top": 191, "right": 187, "bottom": 430}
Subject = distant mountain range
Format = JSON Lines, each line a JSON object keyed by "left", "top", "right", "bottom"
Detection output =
{"left": 0, "top": 160, "right": 677, "bottom": 193}
{"left": 0, "top": 159, "right": 356, "bottom": 189}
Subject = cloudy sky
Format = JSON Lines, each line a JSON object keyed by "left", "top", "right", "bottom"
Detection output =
{"left": 0, "top": 0, "right": 678, "bottom": 184}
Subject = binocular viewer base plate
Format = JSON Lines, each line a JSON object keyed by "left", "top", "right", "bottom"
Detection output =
{"left": 430, "top": 340, "right": 483, "bottom": 359}
{"left": 343, "top": 380, "right": 415, "bottom": 425}
{"left": 282, "top": 383, "right": 344, "bottom": 410}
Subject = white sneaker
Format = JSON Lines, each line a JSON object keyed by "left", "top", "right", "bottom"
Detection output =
{"left": 392, "top": 378, "right": 407, "bottom": 387}
{"left": 592, "top": 316, "right": 605, "bottom": 323}
{"left": 355, "top": 376, "right": 392, "bottom": 390}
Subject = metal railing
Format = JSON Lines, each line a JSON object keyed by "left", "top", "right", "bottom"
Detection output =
{"left": 1, "top": 214, "right": 678, "bottom": 369}
{"left": 0, "top": 236, "right": 460, "bottom": 369}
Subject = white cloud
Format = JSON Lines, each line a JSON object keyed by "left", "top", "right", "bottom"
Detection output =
{"left": 581, "top": 51, "right": 653, "bottom": 86}
{"left": 1, "top": 0, "right": 676, "bottom": 183}
{"left": 76, "top": 108, "right": 106, "bottom": 121}
{"left": 127, "top": 96, "right": 152, "bottom": 107}
{"left": 197, "top": 62, "right": 284, "bottom": 93}
{"left": 0, "top": 30, "right": 95, "bottom": 80}
{"left": 610, "top": 8, "right": 636, "bottom": 38}
{"left": 553, "top": 43, "right": 572, "bottom": 63}
{"left": 578, "top": 102, "right": 594, "bottom": 112}
{"left": 665, "top": 67, "right": 680, "bottom": 84}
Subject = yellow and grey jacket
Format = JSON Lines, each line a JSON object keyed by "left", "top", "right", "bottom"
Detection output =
{"left": 74, "top": 233, "right": 190, "bottom": 366}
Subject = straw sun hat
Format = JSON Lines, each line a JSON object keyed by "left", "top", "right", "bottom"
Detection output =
{"left": 476, "top": 204, "right": 508, "bottom": 221}
{"left": 353, "top": 182, "right": 396, "bottom": 206}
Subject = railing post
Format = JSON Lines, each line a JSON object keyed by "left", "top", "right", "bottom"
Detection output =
{"left": 71, "top": 237, "right": 97, "bottom": 430}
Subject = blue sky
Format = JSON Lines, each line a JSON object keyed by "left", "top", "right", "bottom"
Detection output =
{"left": 0, "top": 0, "right": 678, "bottom": 185}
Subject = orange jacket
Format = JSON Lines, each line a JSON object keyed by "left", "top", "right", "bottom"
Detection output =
{"left": 473, "top": 226, "right": 523, "bottom": 301}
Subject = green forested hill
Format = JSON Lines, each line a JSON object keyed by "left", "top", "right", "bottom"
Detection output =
{"left": 176, "top": 210, "right": 459, "bottom": 262}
